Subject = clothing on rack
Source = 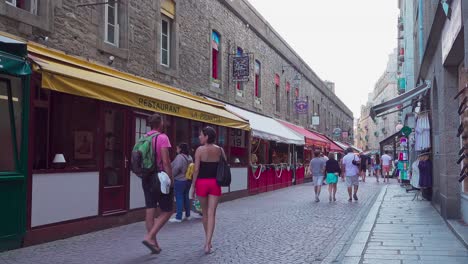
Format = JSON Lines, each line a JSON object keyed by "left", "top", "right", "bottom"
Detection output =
{"left": 410, "top": 160, "right": 420, "bottom": 188}
{"left": 415, "top": 112, "right": 431, "bottom": 151}
{"left": 418, "top": 159, "right": 432, "bottom": 188}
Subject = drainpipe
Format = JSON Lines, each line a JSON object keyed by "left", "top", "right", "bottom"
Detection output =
{"left": 418, "top": 0, "right": 424, "bottom": 63}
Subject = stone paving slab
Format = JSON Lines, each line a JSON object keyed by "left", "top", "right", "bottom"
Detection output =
{"left": 344, "top": 184, "right": 468, "bottom": 264}
{"left": 0, "top": 180, "right": 384, "bottom": 264}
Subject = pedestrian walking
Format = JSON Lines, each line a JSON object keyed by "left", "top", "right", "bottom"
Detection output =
{"left": 140, "top": 114, "right": 173, "bottom": 254}
{"left": 374, "top": 154, "right": 381, "bottom": 182}
{"left": 191, "top": 126, "right": 226, "bottom": 254}
{"left": 342, "top": 147, "right": 360, "bottom": 202}
{"left": 359, "top": 152, "right": 368, "bottom": 182}
{"left": 325, "top": 153, "right": 341, "bottom": 202}
{"left": 310, "top": 151, "right": 326, "bottom": 202}
{"left": 381, "top": 151, "right": 393, "bottom": 183}
{"left": 169, "top": 143, "right": 193, "bottom": 223}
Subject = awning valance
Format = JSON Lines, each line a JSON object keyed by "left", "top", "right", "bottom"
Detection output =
{"left": 370, "top": 82, "right": 430, "bottom": 119}
{"left": 222, "top": 104, "right": 304, "bottom": 145}
{"left": 277, "top": 120, "right": 328, "bottom": 147}
{"left": 28, "top": 46, "right": 249, "bottom": 130}
{"left": 0, "top": 35, "right": 31, "bottom": 76}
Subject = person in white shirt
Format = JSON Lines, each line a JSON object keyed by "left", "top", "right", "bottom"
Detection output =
{"left": 381, "top": 151, "right": 393, "bottom": 183}
{"left": 341, "top": 147, "right": 360, "bottom": 202}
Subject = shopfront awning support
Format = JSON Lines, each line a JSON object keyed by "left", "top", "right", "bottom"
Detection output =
{"left": 370, "top": 81, "right": 431, "bottom": 120}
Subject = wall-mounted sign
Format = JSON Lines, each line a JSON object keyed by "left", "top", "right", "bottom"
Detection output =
{"left": 333, "top": 127, "right": 342, "bottom": 136}
{"left": 230, "top": 129, "right": 246, "bottom": 148}
{"left": 295, "top": 98, "right": 308, "bottom": 114}
{"left": 312, "top": 115, "right": 320, "bottom": 126}
{"left": 232, "top": 55, "right": 250, "bottom": 82}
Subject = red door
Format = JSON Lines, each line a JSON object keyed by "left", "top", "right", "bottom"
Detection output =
{"left": 100, "top": 105, "right": 130, "bottom": 215}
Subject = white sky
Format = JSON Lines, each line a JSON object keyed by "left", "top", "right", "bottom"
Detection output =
{"left": 247, "top": 0, "right": 399, "bottom": 118}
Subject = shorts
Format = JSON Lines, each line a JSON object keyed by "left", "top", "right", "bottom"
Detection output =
{"left": 326, "top": 173, "right": 338, "bottom": 184}
{"left": 345, "top": 175, "right": 359, "bottom": 187}
{"left": 195, "top": 178, "right": 221, "bottom": 197}
{"left": 313, "top": 176, "right": 324, "bottom": 186}
{"left": 360, "top": 166, "right": 367, "bottom": 172}
{"left": 142, "top": 175, "right": 174, "bottom": 212}
{"left": 383, "top": 165, "right": 390, "bottom": 173}
{"left": 374, "top": 165, "right": 381, "bottom": 170}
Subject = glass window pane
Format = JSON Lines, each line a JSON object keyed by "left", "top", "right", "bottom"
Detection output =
{"left": 33, "top": 108, "right": 48, "bottom": 170}
{"left": 191, "top": 121, "right": 203, "bottom": 149}
{"left": 162, "top": 20, "right": 168, "bottom": 35}
{"left": 107, "top": 6, "right": 115, "bottom": 25}
{"left": 218, "top": 126, "right": 226, "bottom": 148}
{"left": 162, "top": 50, "right": 168, "bottom": 66}
{"left": 162, "top": 35, "right": 168, "bottom": 50}
{"left": 0, "top": 83, "right": 15, "bottom": 171}
{"left": 107, "top": 25, "right": 115, "bottom": 43}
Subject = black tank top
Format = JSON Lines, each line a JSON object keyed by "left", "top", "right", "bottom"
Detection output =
{"left": 198, "top": 161, "right": 219, "bottom": 179}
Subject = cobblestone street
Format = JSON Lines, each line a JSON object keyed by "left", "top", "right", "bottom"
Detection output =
{"left": 0, "top": 180, "right": 384, "bottom": 264}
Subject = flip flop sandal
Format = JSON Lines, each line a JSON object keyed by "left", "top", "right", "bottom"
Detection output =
{"left": 142, "top": 240, "right": 161, "bottom": 254}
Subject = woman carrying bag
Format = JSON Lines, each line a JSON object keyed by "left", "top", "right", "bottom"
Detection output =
{"left": 191, "top": 126, "right": 227, "bottom": 254}
{"left": 169, "top": 143, "right": 193, "bottom": 223}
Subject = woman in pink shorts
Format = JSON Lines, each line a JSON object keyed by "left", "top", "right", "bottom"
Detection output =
{"left": 191, "top": 126, "right": 225, "bottom": 254}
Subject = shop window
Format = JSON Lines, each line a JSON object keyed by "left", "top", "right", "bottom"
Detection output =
{"left": 218, "top": 126, "right": 227, "bottom": 148}
{"left": 174, "top": 117, "right": 190, "bottom": 149}
{"left": 134, "top": 116, "right": 151, "bottom": 144}
{"left": 33, "top": 92, "right": 99, "bottom": 171}
{"left": 104, "top": 0, "right": 119, "bottom": 46}
{"left": 211, "top": 30, "right": 221, "bottom": 81}
{"left": 160, "top": 17, "right": 171, "bottom": 67}
{"left": 5, "top": 0, "right": 37, "bottom": 14}
{"left": 0, "top": 75, "right": 22, "bottom": 172}
{"left": 230, "top": 128, "right": 248, "bottom": 165}
{"left": 275, "top": 74, "right": 280, "bottom": 112}
{"left": 191, "top": 121, "right": 203, "bottom": 150}
{"left": 255, "top": 60, "right": 261, "bottom": 97}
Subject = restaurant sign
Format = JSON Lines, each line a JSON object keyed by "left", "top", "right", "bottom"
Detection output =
{"left": 232, "top": 55, "right": 250, "bottom": 82}
{"left": 295, "top": 98, "right": 308, "bottom": 114}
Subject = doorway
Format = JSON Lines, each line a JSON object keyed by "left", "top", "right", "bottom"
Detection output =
{"left": 100, "top": 105, "right": 130, "bottom": 215}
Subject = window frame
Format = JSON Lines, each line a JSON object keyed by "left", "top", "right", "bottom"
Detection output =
{"left": 104, "top": 1, "right": 119, "bottom": 47}
{"left": 254, "top": 60, "right": 261, "bottom": 98}
{"left": 211, "top": 30, "right": 221, "bottom": 81}
{"left": 160, "top": 16, "right": 171, "bottom": 67}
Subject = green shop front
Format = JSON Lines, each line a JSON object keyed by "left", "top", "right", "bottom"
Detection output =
{"left": 0, "top": 36, "right": 31, "bottom": 251}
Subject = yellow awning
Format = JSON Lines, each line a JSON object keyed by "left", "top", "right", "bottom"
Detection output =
{"left": 27, "top": 45, "right": 249, "bottom": 131}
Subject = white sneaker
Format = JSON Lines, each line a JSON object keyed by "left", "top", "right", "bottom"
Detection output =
{"left": 185, "top": 216, "right": 194, "bottom": 221}
{"left": 169, "top": 218, "right": 182, "bottom": 223}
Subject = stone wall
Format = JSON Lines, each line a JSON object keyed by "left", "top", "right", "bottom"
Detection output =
{"left": 0, "top": 0, "right": 353, "bottom": 137}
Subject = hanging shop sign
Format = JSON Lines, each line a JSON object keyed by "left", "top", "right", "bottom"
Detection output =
{"left": 333, "top": 127, "right": 342, "bottom": 137}
{"left": 342, "top": 131, "right": 349, "bottom": 139}
{"left": 292, "top": 74, "right": 301, "bottom": 89}
{"left": 312, "top": 115, "right": 320, "bottom": 126}
{"left": 295, "top": 98, "right": 309, "bottom": 114}
{"left": 232, "top": 55, "right": 250, "bottom": 82}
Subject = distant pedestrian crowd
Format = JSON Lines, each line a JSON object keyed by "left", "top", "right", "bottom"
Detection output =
{"left": 307, "top": 148, "right": 395, "bottom": 202}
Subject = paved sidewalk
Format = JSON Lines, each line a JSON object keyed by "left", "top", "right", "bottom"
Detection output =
{"left": 0, "top": 180, "right": 383, "bottom": 264}
{"left": 344, "top": 184, "right": 468, "bottom": 264}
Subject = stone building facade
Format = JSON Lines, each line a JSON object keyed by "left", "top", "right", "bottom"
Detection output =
{"left": 356, "top": 49, "right": 399, "bottom": 151}
{"left": 407, "top": 0, "right": 468, "bottom": 224}
{"left": 0, "top": 0, "right": 353, "bottom": 139}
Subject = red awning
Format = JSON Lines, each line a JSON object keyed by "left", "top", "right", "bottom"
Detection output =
{"left": 277, "top": 120, "right": 329, "bottom": 147}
